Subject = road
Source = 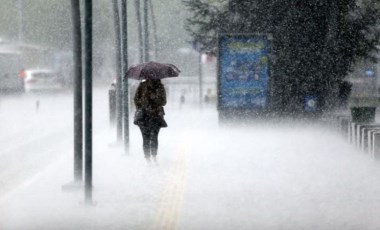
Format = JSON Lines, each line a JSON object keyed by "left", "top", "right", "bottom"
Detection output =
{"left": 0, "top": 87, "right": 109, "bottom": 199}
{"left": 1, "top": 84, "right": 380, "bottom": 229}
{"left": 0, "top": 78, "right": 203, "bottom": 201}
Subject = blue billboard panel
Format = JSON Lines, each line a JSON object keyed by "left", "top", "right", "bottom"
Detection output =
{"left": 218, "top": 35, "right": 270, "bottom": 110}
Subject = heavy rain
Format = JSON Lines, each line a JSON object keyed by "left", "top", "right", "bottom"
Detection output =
{"left": 0, "top": 0, "right": 380, "bottom": 229}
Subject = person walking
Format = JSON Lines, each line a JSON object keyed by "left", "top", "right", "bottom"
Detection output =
{"left": 134, "top": 79, "right": 167, "bottom": 163}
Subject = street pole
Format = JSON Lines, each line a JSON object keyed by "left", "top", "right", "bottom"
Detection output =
{"left": 17, "top": 0, "right": 24, "bottom": 42}
{"left": 143, "top": 0, "right": 149, "bottom": 62}
{"left": 71, "top": 0, "right": 83, "bottom": 182}
{"left": 84, "top": 0, "right": 93, "bottom": 204}
{"left": 199, "top": 51, "right": 203, "bottom": 106}
{"left": 113, "top": 0, "right": 123, "bottom": 142}
{"left": 121, "top": 0, "right": 130, "bottom": 151}
{"left": 148, "top": 0, "right": 158, "bottom": 60}
{"left": 134, "top": 0, "right": 144, "bottom": 63}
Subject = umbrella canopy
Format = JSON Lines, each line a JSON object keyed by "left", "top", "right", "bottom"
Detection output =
{"left": 125, "top": 61, "right": 180, "bottom": 80}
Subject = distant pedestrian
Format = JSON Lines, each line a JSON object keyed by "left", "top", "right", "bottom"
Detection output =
{"left": 36, "top": 100, "right": 40, "bottom": 112}
{"left": 134, "top": 79, "right": 167, "bottom": 163}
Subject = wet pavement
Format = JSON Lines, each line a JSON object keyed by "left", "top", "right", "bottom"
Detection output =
{"left": 1, "top": 88, "right": 380, "bottom": 229}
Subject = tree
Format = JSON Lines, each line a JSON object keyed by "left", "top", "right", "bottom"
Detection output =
{"left": 183, "top": 0, "right": 380, "bottom": 114}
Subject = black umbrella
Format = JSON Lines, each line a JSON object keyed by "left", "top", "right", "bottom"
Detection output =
{"left": 125, "top": 61, "right": 180, "bottom": 80}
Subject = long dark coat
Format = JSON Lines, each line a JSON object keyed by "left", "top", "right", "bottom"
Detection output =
{"left": 134, "top": 79, "right": 167, "bottom": 128}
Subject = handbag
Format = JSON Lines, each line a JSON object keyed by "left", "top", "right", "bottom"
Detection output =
{"left": 133, "top": 108, "right": 146, "bottom": 125}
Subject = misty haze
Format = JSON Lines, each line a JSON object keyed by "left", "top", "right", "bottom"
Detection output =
{"left": 1, "top": 0, "right": 380, "bottom": 230}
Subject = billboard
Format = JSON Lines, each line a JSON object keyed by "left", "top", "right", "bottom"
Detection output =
{"left": 218, "top": 34, "right": 270, "bottom": 110}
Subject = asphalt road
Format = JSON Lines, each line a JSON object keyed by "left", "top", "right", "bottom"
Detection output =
{"left": 0, "top": 87, "right": 109, "bottom": 199}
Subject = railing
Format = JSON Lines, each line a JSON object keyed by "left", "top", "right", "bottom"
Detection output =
{"left": 326, "top": 110, "right": 380, "bottom": 160}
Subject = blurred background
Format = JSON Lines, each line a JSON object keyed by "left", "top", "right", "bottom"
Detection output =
{"left": 0, "top": 0, "right": 214, "bottom": 88}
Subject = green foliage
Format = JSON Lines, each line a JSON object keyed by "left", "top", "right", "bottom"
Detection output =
{"left": 184, "top": 0, "right": 380, "bottom": 113}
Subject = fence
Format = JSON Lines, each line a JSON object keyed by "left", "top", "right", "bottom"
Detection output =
{"left": 326, "top": 110, "right": 380, "bottom": 160}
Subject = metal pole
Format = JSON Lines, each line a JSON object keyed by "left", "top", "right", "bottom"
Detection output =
{"left": 121, "top": 0, "right": 130, "bottom": 151}
{"left": 199, "top": 51, "right": 203, "bottom": 106}
{"left": 71, "top": 0, "right": 83, "bottom": 182}
{"left": 17, "top": 0, "right": 24, "bottom": 42}
{"left": 84, "top": 0, "right": 93, "bottom": 204}
{"left": 134, "top": 0, "right": 144, "bottom": 63}
{"left": 143, "top": 0, "right": 149, "bottom": 62}
{"left": 148, "top": 0, "right": 158, "bottom": 60}
{"left": 113, "top": 0, "right": 123, "bottom": 141}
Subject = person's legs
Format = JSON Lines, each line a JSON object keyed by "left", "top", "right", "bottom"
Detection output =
{"left": 139, "top": 126, "right": 151, "bottom": 160}
{"left": 150, "top": 126, "right": 161, "bottom": 159}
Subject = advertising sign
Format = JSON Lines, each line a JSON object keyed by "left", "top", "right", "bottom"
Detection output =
{"left": 218, "top": 34, "right": 270, "bottom": 110}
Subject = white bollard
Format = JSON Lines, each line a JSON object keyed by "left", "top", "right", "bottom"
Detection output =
{"left": 367, "top": 128, "right": 380, "bottom": 155}
{"left": 356, "top": 124, "right": 362, "bottom": 148}
{"left": 350, "top": 122, "right": 357, "bottom": 144}
{"left": 373, "top": 132, "right": 380, "bottom": 160}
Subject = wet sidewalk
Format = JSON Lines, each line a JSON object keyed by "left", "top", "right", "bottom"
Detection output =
{"left": 2, "top": 106, "right": 380, "bottom": 230}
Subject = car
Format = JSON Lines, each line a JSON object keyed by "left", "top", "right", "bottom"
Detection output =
{"left": 24, "top": 69, "right": 64, "bottom": 93}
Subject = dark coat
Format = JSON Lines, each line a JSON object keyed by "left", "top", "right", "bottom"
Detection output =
{"left": 134, "top": 79, "right": 167, "bottom": 127}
